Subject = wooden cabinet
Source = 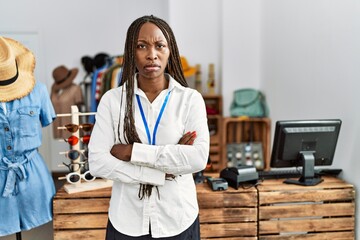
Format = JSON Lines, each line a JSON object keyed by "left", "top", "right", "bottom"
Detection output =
{"left": 258, "top": 177, "right": 355, "bottom": 239}
{"left": 222, "top": 117, "right": 271, "bottom": 171}
{"left": 203, "top": 95, "right": 223, "bottom": 172}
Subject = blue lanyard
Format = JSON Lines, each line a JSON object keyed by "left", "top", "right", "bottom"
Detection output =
{"left": 136, "top": 91, "right": 171, "bottom": 145}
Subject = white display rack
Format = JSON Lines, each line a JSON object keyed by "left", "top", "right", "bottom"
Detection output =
{"left": 57, "top": 105, "right": 112, "bottom": 194}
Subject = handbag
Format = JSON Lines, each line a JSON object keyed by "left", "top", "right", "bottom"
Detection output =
{"left": 230, "top": 88, "right": 269, "bottom": 117}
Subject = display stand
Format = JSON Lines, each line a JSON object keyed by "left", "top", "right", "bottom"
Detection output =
{"left": 57, "top": 105, "right": 112, "bottom": 194}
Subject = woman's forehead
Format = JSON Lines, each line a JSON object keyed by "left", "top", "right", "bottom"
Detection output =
{"left": 137, "top": 22, "right": 167, "bottom": 42}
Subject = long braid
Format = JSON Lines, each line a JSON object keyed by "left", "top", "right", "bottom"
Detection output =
{"left": 119, "top": 15, "right": 186, "bottom": 199}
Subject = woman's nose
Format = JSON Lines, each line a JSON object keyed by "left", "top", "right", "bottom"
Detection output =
{"left": 147, "top": 47, "right": 158, "bottom": 60}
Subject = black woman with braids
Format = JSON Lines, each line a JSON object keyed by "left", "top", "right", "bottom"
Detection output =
{"left": 88, "top": 15, "right": 209, "bottom": 239}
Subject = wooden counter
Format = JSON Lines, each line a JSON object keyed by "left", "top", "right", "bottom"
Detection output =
{"left": 197, "top": 182, "right": 258, "bottom": 239}
{"left": 257, "top": 176, "right": 355, "bottom": 239}
{"left": 53, "top": 186, "right": 111, "bottom": 240}
{"left": 53, "top": 176, "right": 355, "bottom": 240}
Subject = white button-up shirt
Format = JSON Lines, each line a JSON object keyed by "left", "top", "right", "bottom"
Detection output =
{"left": 89, "top": 74, "right": 210, "bottom": 238}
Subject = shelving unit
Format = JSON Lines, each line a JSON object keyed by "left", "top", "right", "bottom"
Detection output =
{"left": 222, "top": 117, "right": 271, "bottom": 171}
{"left": 202, "top": 95, "right": 222, "bottom": 172}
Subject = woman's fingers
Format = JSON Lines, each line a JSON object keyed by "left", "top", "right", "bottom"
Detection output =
{"left": 178, "top": 131, "right": 197, "bottom": 145}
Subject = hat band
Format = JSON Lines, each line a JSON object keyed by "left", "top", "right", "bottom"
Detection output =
{"left": 56, "top": 71, "right": 71, "bottom": 85}
{"left": 0, "top": 60, "right": 19, "bottom": 86}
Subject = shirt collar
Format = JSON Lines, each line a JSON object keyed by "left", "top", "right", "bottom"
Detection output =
{"left": 134, "top": 73, "right": 184, "bottom": 96}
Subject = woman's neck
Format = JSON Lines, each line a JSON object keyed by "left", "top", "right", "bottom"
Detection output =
{"left": 138, "top": 75, "right": 168, "bottom": 102}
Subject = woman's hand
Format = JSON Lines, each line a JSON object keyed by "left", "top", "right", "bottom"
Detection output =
{"left": 165, "top": 131, "right": 197, "bottom": 179}
{"left": 110, "top": 144, "right": 133, "bottom": 161}
{"left": 178, "top": 131, "right": 197, "bottom": 145}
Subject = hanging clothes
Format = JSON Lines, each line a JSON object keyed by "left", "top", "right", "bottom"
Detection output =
{"left": 100, "top": 63, "right": 123, "bottom": 99}
{"left": 89, "top": 64, "right": 109, "bottom": 123}
{"left": 85, "top": 55, "right": 123, "bottom": 123}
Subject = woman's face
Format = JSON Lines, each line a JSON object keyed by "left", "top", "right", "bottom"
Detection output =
{"left": 135, "top": 22, "right": 170, "bottom": 80}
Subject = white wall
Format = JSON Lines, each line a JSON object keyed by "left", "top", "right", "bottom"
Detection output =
{"left": 0, "top": 0, "right": 169, "bottom": 172}
{"left": 222, "top": 0, "right": 262, "bottom": 116}
{"left": 169, "top": 0, "right": 222, "bottom": 94}
{"left": 260, "top": 0, "right": 360, "bottom": 236}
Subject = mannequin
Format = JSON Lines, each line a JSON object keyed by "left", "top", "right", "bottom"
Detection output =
{"left": 50, "top": 65, "right": 84, "bottom": 139}
{"left": 0, "top": 37, "right": 56, "bottom": 238}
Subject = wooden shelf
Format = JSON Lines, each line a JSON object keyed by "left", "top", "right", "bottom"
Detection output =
{"left": 222, "top": 117, "right": 271, "bottom": 170}
{"left": 203, "top": 95, "right": 223, "bottom": 172}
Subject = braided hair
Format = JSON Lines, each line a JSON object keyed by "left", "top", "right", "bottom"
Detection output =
{"left": 118, "top": 15, "right": 187, "bottom": 199}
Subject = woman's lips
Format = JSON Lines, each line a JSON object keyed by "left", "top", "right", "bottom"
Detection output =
{"left": 144, "top": 64, "right": 161, "bottom": 71}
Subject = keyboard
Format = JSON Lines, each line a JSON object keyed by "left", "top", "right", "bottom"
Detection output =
{"left": 258, "top": 169, "right": 302, "bottom": 179}
{"left": 258, "top": 168, "right": 342, "bottom": 179}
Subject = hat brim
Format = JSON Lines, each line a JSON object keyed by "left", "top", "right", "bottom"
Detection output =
{"left": 0, "top": 38, "right": 35, "bottom": 102}
{"left": 51, "top": 68, "right": 78, "bottom": 93}
{"left": 183, "top": 67, "right": 197, "bottom": 78}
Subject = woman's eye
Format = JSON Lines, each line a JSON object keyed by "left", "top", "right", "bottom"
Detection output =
{"left": 157, "top": 44, "right": 166, "bottom": 49}
{"left": 137, "top": 44, "right": 146, "bottom": 49}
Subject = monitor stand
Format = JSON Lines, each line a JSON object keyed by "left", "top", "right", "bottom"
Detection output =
{"left": 284, "top": 151, "right": 324, "bottom": 186}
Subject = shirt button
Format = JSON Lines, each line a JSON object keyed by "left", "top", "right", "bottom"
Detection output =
{"left": 30, "top": 111, "right": 34, "bottom": 115}
{"left": 4, "top": 127, "right": 9, "bottom": 131}
{"left": 7, "top": 146, "right": 12, "bottom": 150}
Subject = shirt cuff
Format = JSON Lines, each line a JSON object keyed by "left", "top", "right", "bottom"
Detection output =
{"left": 140, "top": 167, "right": 165, "bottom": 186}
{"left": 131, "top": 142, "right": 157, "bottom": 167}
{"left": 131, "top": 142, "right": 165, "bottom": 185}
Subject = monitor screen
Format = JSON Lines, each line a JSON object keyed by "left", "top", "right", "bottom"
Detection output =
{"left": 270, "top": 119, "right": 341, "bottom": 186}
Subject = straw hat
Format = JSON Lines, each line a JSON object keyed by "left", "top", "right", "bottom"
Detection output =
{"left": 0, "top": 36, "right": 36, "bottom": 102}
{"left": 180, "top": 56, "right": 196, "bottom": 78}
{"left": 51, "top": 65, "right": 78, "bottom": 93}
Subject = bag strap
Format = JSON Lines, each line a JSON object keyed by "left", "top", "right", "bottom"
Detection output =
{"left": 259, "top": 92, "right": 267, "bottom": 117}
{"left": 235, "top": 90, "right": 261, "bottom": 107}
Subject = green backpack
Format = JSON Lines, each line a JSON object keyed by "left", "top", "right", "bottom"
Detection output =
{"left": 230, "top": 88, "right": 269, "bottom": 117}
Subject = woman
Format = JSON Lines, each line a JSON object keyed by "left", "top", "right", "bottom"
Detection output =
{"left": 88, "top": 15, "right": 209, "bottom": 239}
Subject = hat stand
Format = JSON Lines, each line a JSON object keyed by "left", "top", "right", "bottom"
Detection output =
{"left": 57, "top": 105, "right": 113, "bottom": 194}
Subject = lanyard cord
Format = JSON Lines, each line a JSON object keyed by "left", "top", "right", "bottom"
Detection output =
{"left": 136, "top": 90, "right": 171, "bottom": 145}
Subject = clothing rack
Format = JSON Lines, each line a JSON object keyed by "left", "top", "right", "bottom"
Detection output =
{"left": 83, "top": 55, "right": 123, "bottom": 122}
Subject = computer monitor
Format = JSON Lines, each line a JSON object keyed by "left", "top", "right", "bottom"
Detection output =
{"left": 270, "top": 119, "right": 342, "bottom": 186}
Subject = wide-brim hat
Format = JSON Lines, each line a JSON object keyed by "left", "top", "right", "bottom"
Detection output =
{"left": 52, "top": 65, "right": 78, "bottom": 93}
{"left": 0, "top": 36, "right": 36, "bottom": 102}
{"left": 181, "top": 56, "right": 196, "bottom": 78}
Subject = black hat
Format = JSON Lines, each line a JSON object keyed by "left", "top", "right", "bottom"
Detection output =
{"left": 94, "top": 52, "right": 109, "bottom": 69}
{"left": 81, "top": 56, "right": 94, "bottom": 74}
